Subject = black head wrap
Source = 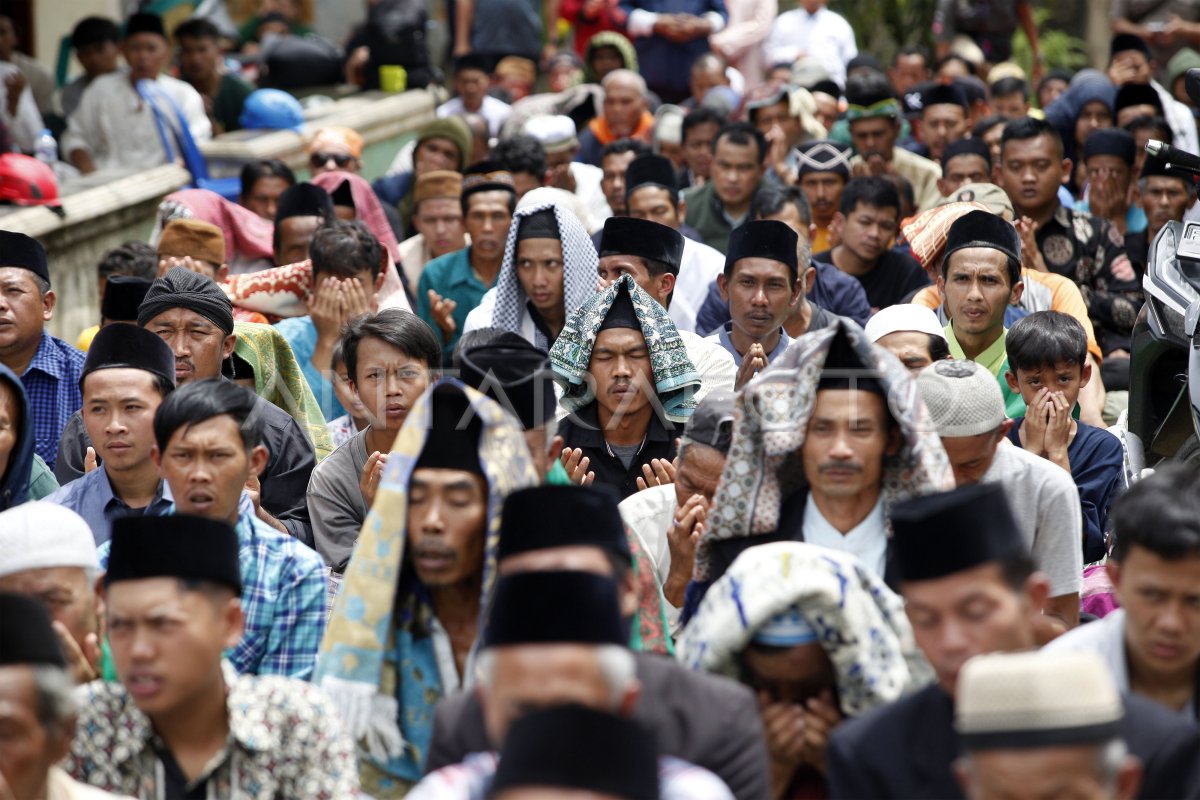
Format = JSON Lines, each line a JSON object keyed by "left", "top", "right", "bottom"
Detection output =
{"left": 137, "top": 267, "right": 235, "bottom": 334}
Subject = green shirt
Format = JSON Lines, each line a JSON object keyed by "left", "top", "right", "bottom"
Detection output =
{"left": 28, "top": 454, "right": 58, "bottom": 500}
{"left": 944, "top": 323, "right": 1027, "bottom": 419}
{"left": 214, "top": 73, "right": 255, "bottom": 133}
{"left": 417, "top": 247, "right": 494, "bottom": 366}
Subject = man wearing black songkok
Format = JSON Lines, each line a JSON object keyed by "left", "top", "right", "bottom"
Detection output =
{"left": 98, "top": 275, "right": 152, "bottom": 326}
{"left": 412, "top": 570, "right": 738, "bottom": 799}
{"left": 273, "top": 182, "right": 334, "bottom": 266}
{"left": 826, "top": 483, "right": 1200, "bottom": 800}
{"left": 64, "top": 516, "right": 359, "bottom": 796}
{"left": 54, "top": 266, "right": 317, "bottom": 545}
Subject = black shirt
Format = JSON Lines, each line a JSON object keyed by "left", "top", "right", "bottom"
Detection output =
{"left": 813, "top": 249, "right": 931, "bottom": 313}
{"left": 556, "top": 402, "right": 680, "bottom": 500}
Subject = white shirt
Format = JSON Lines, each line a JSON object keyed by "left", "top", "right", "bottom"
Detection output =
{"left": 671, "top": 237, "right": 726, "bottom": 334}
{"left": 802, "top": 494, "right": 887, "bottom": 578}
{"left": 1153, "top": 79, "right": 1200, "bottom": 156}
{"left": 981, "top": 441, "right": 1083, "bottom": 599}
{"left": 437, "top": 94, "right": 512, "bottom": 138}
{"left": 680, "top": 329, "right": 736, "bottom": 401}
{"left": 61, "top": 70, "right": 211, "bottom": 172}
{"left": 762, "top": 7, "right": 857, "bottom": 88}
{"left": 570, "top": 161, "right": 611, "bottom": 233}
{"left": 0, "top": 62, "right": 43, "bottom": 152}
{"left": 620, "top": 483, "right": 677, "bottom": 586}
{"left": 1045, "top": 608, "right": 1198, "bottom": 722}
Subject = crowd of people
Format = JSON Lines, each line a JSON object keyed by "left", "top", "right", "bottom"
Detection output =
{"left": 3, "top": 0, "right": 1200, "bottom": 798}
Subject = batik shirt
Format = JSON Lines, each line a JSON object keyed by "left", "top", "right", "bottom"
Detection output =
{"left": 66, "top": 662, "right": 360, "bottom": 798}
{"left": 1036, "top": 203, "right": 1143, "bottom": 354}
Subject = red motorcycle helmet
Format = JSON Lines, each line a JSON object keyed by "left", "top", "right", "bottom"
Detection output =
{"left": 0, "top": 153, "right": 60, "bottom": 207}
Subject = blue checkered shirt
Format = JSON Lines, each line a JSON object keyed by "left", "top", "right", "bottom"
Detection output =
{"left": 98, "top": 493, "right": 328, "bottom": 680}
{"left": 21, "top": 331, "right": 84, "bottom": 470}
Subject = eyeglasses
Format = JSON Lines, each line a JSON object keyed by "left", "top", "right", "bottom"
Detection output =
{"left": 310, "top": 151, "right": 354, "bottom": 169}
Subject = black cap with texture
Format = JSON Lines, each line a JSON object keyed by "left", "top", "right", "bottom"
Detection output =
{"left": 943, "top": 209, "right": 1020, "bottom": 267}
{"left": 105, "top": 515, "right": 242, "bottom": 594}
{"left": 726, "top": 219, "right": 799, "bottom": 277}
{"left": 1111, "top": 33, "right": 1151, "bottom": 59}
{"left": 0, "top": 231, "right": 50, "bottom": 285}
{"left": 101, "top": 275, "right": 152, "bottom": 322}
{"left": 484, "top": 570, "right": 626, "bottom": 647}
{"left": 1084, "top": 128, "right": 1136, "bottom": 166}
{"left": 83, "top": 322, "right": 176, "bottom": 387}
{"left": 274, "top": 182, "right": 334, "bottom": 224}
{"left": 459, "top": 338, "right": 556, "bottom": 430}
{"left": 138, "top": 266, "right": 235, "bottom": 335}
{"left": 920, "top": 82, "right": 969, "bottom": 111}
{"left": 625, "top": 154, "right": 679, "bottom": 198}
{"left": 517, "top": 208, "right": 560, "bottom": 240}
{"left": 892, "top": 483, "right": 1025, "bottom": 582}
{"left": 498, "top": 485, "right": 631, "bottom": 563}
{"left": 490, "top": 705, "right": 660, "bottom": 800}
{"left": 414, "top": 385, "right": 485, "bottom": 475}
{"left": 125, "top": 12, "right": 166, "bottom": 39}
{"left": 941, "top": 137, "right": 992, "bottom": 171}
{"left": 598, "top": 282, "right": 641, "bottom": 332}
{"left": 599, "top": 217, "right": 684, "bottom": 272}
{"left": 0, "top": 592, "right": 66, "bottom": 667}
{"left": 1113, "top": 82, "right": 1164, "bottom": 115}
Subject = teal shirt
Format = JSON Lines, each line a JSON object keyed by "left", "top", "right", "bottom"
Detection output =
{"left": 416, "top": 247, "right": 493, "bottom": 366}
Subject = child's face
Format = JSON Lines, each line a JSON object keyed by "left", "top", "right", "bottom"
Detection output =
{"left": 1007, "top": 360, "right": 1091, "bottom": 409}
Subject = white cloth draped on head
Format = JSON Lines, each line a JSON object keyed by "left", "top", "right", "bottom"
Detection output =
{"left": 489, "top": 200, "right": 599, "bottom": 351}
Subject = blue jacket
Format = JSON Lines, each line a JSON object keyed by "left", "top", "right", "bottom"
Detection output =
{"left": 618, "top": 0, "right": 727, "bottom": 99}
{"left": 0, "top": 364, "right": 34, "bottom": 510}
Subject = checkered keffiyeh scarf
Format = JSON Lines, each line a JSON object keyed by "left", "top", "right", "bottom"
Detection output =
{"left": 694, "top": 318, "right": 954, "bottom": 582}
{"left": 550, "top": 275, "right": 701, "bottom": 423}
{"left": 677, "top": 542, "right": 933, "bottom": 716}
{"left": 491, "top": 201, "right": 598, "bottom": 350}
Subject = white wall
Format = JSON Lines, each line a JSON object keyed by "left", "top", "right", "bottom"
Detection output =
{"left": 32, "top": 0, "right": 124, "bottom": 75}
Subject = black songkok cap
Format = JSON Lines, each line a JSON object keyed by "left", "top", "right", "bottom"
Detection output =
{"left": 625, "top": 154, "right": 679, "bottom": 197}
{"left": 484, "top": 570, "right": 626, "bottom": 647}
{"left": 453, "top": 53, "right": 491, "bottom": 75}
{"left": 944, "top": 209, "right": 1021, "bottom": 267}
{"left": 810, "top": 79, "right": 841, "bottom": 98}
{"left": 1141, "top": 153, "right": 1196, "bottom": 185}
{"left": 517, "top": 208, "right": 560, "bottom": 240}
{"left": 106, "top": 515, "right": 242, "bottom": 594}
{"left": 0, "top": 592, "right": 66, "bottom": 668}
{"left": 330, "top": 180, "right": 355, "bottom": 210}
{"left": 795, "top": 140, "right": 853, "bottom": 178}
{"left": 599, "top": 216, "right": 684, "bottom": 272}
{"left": 598, "top": 282, "right": 641, "bottom": 332}
{"left": 458, "top": 338, "right": 556, "bottom": 430}
{"left": 1114, "top": 82, "right": 1164, "bottom": 115}
{"left": 817, "top": 327, "right": 886, "bottom": 398}
{"left": 0, "top": 230, "right": 50, "bottom": 285}
{"left": 413, "top": 385, "right": 485, "bottom": 475}
{"left": 498, "top": 485, "right": 631, "bottom": 563}
{"left": 138, "top": 266, "right": 235, "bottom": 335}
{"left": 726, "top": 219, "right": 798, "bottom": 278}
{"left": 941, "top": 137, "right": 992, "bottom": 171}
{"left": 490, "top": 705, "right": 660, "bottom": 800}
{"left": 83, "top": 322, "right": 176, "bottom": 387}
{"left": 101, "top": 275, "right": 152, "bottom": 322}
{"left": 891, "top": 483, "right": 1025, "bottom": 582}
{"left": 274, "top": 182, "right": 334, "bottom": 225}
{"left": 1084, "top": 128, "right": 1136, "bottom": 166}
{"left": 920, "top": 82, "right": 969, "bottom": 111}
{"left": 1111, "top": 33, "right": 1151, "bottom": 60}
{"left": 847, "top": 54, "right": 885, "bottom": 75}
{"left": 124, "top": 12, "right": 166, "bottom": 40}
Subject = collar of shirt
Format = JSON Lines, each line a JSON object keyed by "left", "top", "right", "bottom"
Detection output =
{"left": 803, "top": 493, "right": 885, "bottom": 540}
{"left": 715, "top": 322, "right": 791, "bottom": 363}
{"left": 717, "top": 193, "right": 748, "bottom": 229}
{"left": 447, "top": 248, "right": 488, "bottom": 290}
{"left": 944, "top": 322, "right": 1008, "bottom": 377}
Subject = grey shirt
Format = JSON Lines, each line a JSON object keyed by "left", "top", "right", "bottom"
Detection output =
{"left": 309, "top": 428, "right": 370, "bottom": 572}
{"left": 982, "top": 441, "right": 1083, "bottom": 598}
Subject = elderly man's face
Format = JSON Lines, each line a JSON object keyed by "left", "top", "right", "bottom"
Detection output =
{"left": 674, "top": 442, "right": 725, "bottom": 510}
{"left": 960, "top": 743, "right": 1141, "bottom": 800}
{"left": 876, "top": 331, "right": 938, "bottom": 375}
{"left": 589, "top": 327, "right": 654, "bottom": 422}
{"left": 1142, "top": 176, "right": 1194, "bottom": 236}
{"left": 406, "top": 467, "right": 489, "bottom": 589}
{"left": 415, "top": 137, "right": 462, "bottom": 176}
{"left": 801, "top": 388, "right": 896, "bottom": 503}
{"left": 0, "top": 665, "right": 71, "bottom": 799}
{"left": 413, "top": 198, "right": 466, "bottom": 259}
{"left": 601, "top": 150, "right": 639, "bottom": 215}
{"left": 939, "top": 428, "right": 1006, "bottom": 487}
{"left": 0, "top": 268, "right": 53, "bottom": 366}
{"left": 0, "top": 567, "right": 100, "bottom": 666}
{"left": 144, "top": 307, "right": 236, "bottom": 384}
{"left": 603, "top": 82, "right": 645, "bottom": 138}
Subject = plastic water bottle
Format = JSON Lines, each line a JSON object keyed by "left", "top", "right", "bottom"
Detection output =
{"left": 34, "top": 128, "right": 56, "bottom": 165}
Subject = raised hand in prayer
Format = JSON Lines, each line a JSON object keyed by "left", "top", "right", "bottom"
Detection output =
{"left": 310, "top": 277, "right": 346, "bottom": 342}
{"left": 796, "top": 690, "right": 844, "bottom": 775}
{"left": 343, "top": 275, "right": 374, "bottom": 321}
{"left": 360, "top": 450, "right": 389, "bottom": 509}
{"left": 635, "top": 457, "right": 676, "bottom": 491}
{"left": 1020, "top": 387, "right": 1051, "bottom": 457}
{"left": 663, "top": 493, "right": 706, "bottom": 608}
{"left": 427, "top": 289, "right": 458, "bottom": 343}
{"left": 83, "top": 446, "right": 98, "bottom": 474}
{"left": 1042, "top": 389, "right": 1074, "bottom": 472}
{"left": 560, "top": 446, "right": 596, "bottom": 486}
{"left": 1016, "top": 217, "right": 1047, "bottom": 273}
{"left": 765, "top": 124, "right": 794, "bottom": 184}
{"left": 759, "top": 694, "right": 808, "bottom": 797}
{"left": 735, "top": 342, "right": 768, "bottom": 390}
{"left": 53, "top": 619, "right": 101, "bottom": 685}
{"left": 852, "top": 151, "right": 894, "bottom": 178}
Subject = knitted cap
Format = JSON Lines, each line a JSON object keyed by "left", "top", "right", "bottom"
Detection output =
{"left": 916, "top": 359, "right": 1006, "bottom": 437}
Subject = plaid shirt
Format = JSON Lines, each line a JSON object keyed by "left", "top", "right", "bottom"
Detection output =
{"left": 20, "top": 330, "right": 84, "bottom": 469}
{"left": 66, "top": 661, "right": 361, "bottom": 798}
{"left": 98, "top": 493, "right": 328, "bottom": 679}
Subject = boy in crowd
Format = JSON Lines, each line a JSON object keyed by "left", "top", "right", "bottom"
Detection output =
{"left": 1005, "top": 311, "right": 1124, "bottom": 564}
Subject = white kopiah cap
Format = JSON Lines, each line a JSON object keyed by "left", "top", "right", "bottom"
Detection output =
{"left": 0, "top": 501, "right": 100, "bottom": 577}
{"left": 865, "top": 304, "right": 948, "bottom": 343}
{"left": 916, "top": 359, "right": 1007, "bottom": 437}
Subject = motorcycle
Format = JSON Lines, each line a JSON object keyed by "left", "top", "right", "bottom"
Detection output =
{"left": 1123, "top": 68, "right": 1200, "bottom": 479}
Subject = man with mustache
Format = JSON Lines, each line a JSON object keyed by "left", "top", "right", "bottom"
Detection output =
{"left": 710, "top": 220, "right": 804, "bottom": 390}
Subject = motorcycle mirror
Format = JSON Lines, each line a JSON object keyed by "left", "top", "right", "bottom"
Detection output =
{"left": 1187, "top": 68, "right": 1200, "bottom": 107}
